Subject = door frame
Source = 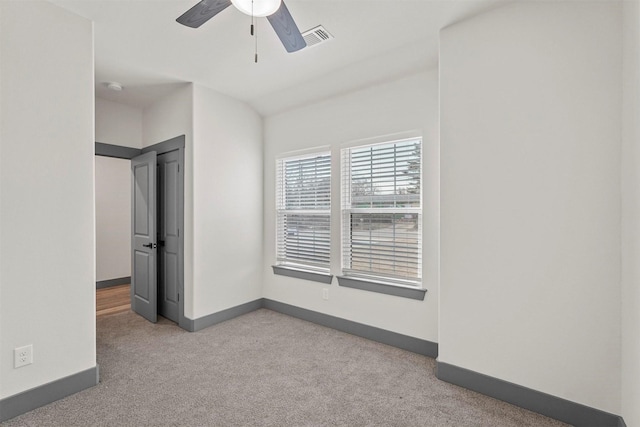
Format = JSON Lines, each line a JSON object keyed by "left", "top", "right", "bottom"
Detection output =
{"left": 95, "top": 135, "right": 187, "bottom": 330}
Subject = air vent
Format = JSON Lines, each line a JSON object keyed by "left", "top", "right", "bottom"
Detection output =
{"left": 301, "top": 25, "right": 334, "bottom": 48}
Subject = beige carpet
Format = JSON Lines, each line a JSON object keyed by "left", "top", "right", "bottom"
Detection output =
{"left": 4, "top": 309, "right": 568, "bottom": 426}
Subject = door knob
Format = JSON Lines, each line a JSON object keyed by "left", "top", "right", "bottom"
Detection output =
{"left": 143, "top": 243, "right": 157, "bottom": 249}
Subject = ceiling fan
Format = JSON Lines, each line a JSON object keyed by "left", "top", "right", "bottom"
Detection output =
{"left": 176, "top": 0, "right": 307, "bottom": 55}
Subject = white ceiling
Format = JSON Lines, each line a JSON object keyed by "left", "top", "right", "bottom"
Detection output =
{"left": 50, "top": 0, "right": 506, "bottom": 116}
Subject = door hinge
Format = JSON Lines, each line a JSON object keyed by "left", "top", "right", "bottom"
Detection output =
{"left": 177, "top": 293, "right": 180, "bottom": 302}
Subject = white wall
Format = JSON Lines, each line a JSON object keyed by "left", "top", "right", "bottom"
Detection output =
{"left": 439, "top": 1, "right": 621, "bottom": 413}
{"left": 142, "top": 84, "right": 193, "bottom": 149}
{"left": 263, "top": 70, "right": 439, "bottom": 342}
{"left": 96, "top": 97, "right": 142, "bottom": 148}
{"left": 95, "top": 156, "right": 131, "bottom": 282}
{"left": 622, "top": 0, "right": 640, "bottom": 425}
{"left": 192, "top": 84, "right": 263, "bottom": 317}
{"left": 0, "top": 0, "right": 95, "bottom": 398}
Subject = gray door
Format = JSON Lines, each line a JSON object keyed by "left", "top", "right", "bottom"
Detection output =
{"left": 157, "top": 150, "right": 180, "bottom": 322}
{"left": 131, "top": 151, "right": 158, "bottom": 323}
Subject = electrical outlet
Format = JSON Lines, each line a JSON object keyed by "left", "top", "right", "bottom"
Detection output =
{"left": 322, "top": 288, "right": 329, "bottom": 300}
{"left": 14, "top": 345, "right": 33, "bottom": 368}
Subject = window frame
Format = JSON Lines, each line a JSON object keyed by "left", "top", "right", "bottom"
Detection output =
{"left": 340, "top": 137, "right": 424, "bottom": 291}
{"left": 274, "top": 150, "right": 333, "bottom": 281}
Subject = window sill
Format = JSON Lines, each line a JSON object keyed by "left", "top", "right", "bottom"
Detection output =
{"left": 337, "top": 276, "right": 426, "bottom": 300}
{"left": 272, "top": 265, "right": 333, "bottom": 284}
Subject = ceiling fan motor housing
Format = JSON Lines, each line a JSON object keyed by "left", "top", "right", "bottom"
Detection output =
{"left": 230, "top": 0, "right": 282, "bottom": 17}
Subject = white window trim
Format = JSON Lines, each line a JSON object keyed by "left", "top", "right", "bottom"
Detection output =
{"left": 275, "top": 150, "right": 332, "bottom": 276}
{"left": 340, "top": 137, "right": 423, "bottom": 288}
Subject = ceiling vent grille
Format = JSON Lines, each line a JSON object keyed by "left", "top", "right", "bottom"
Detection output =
{"left": 302, "top": 25, "right": 334, "bottom": 48}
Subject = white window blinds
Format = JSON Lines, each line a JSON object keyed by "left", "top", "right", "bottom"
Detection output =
{"left": 276, "top": 152, "right": 331, "bottom": 272}
{"left": 341, "top": 138, "right": 422, "bottom": 286}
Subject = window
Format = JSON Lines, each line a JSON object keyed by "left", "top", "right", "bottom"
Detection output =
{"left": 276, "top": 151, "right": 331, "bottom": 274}
{"left": 341, "top": 138, "right": 422, "bottom": 287}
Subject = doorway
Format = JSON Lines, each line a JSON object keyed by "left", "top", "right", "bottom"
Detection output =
{"left": 96, "top": 135, "right": 186, "bottom": 329}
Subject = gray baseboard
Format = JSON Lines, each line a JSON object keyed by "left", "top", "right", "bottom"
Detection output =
{"left": 436, "top": 361, "right": 625, "bottom": 427}
{"left": 262, "top": 298, "right": 438, "bottom": 358}
{"left": 186, "top": 299, "right": 264, "bottom": 332}
{"left": 0, "top": 366, "right": 99, "bottom": 422}
{"left": 96, "top": 276, "right": 131, "bottom": 289}
{"left": 185, "top": 298, "right": 438, "bottom": 357}
{"left": 2, "top": 302, "right": 626, "bottom": 427}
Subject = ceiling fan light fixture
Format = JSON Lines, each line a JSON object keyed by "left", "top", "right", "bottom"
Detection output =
{"left": 230, "top": 0, "right": 281, "bottom": 17}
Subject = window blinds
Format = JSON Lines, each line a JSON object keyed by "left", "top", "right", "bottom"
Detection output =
{"left": 276, "top": 152, "right": 331, "bottom": 272}
{"left": 341, "top": 139, "right": 422, "bottom": 286}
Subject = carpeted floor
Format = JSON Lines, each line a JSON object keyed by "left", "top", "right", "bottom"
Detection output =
{"left": 4, "top": 309, "right": 568, "bottom": 426}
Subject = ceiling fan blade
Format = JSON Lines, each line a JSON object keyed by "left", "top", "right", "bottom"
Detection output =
{"left": 267, "top": 1, "right": 307, "bottom": 53}
{"left": 176, "top": 0, "right": 232, "bottom": 28}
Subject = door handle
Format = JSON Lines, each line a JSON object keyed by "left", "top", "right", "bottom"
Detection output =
{"left": 142, "top": 243, "right": 157, "bottom": 249}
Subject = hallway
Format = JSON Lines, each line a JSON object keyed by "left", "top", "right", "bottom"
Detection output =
{"left": 96, "top": 284, "right": 130, "bottom": 317}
